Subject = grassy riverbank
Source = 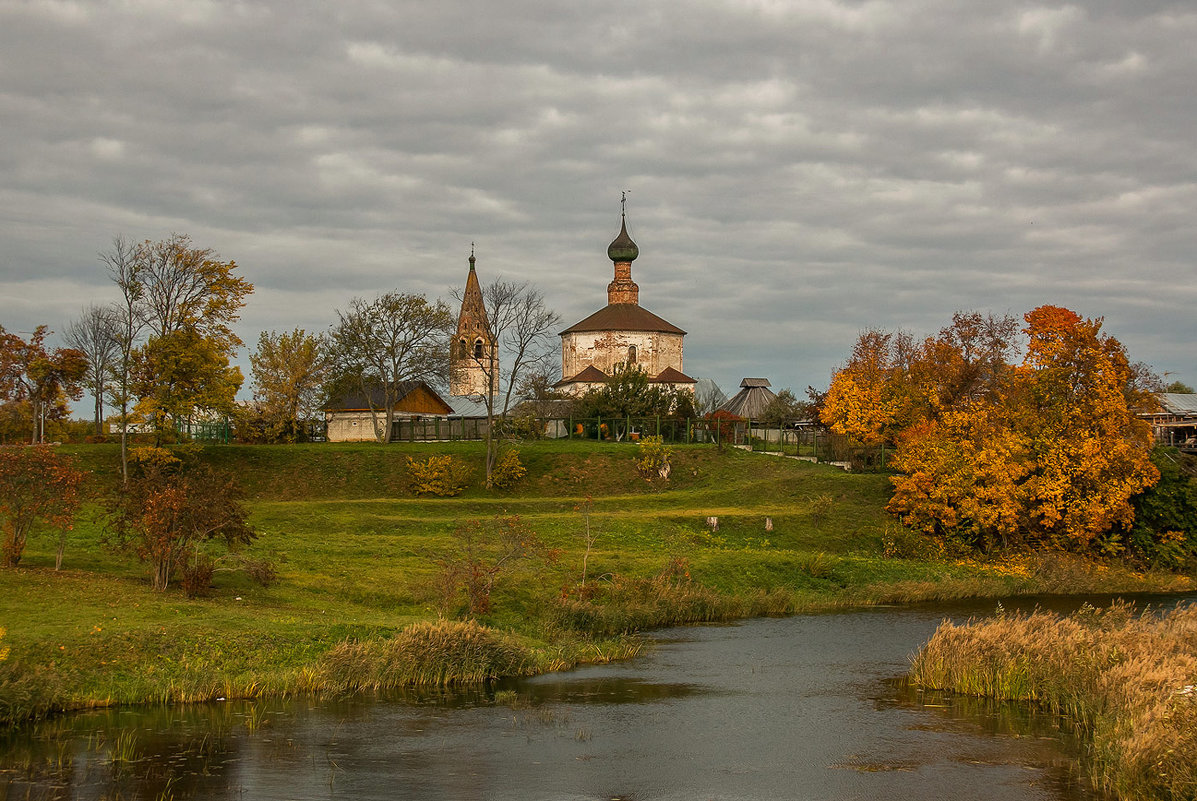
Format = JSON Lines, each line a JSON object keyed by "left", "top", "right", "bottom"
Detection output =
{"left": 1, "top": 441, "right": 1191, "bottom": 727}
{"left": 910, "top": 603, "right": 1197, "bottom": 801}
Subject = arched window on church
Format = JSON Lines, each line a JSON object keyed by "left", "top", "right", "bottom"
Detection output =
{"left": 474, "top": 339, "right": 484, "bottom": 360}
{"left": 458, "top": 338, "right": 468, "bottom": 358}
{"left": 627, "top": 345, "right": 637, "bottom": 365}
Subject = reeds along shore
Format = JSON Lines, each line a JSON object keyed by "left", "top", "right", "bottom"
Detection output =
{"left": 910, "top": 602, "right": 1197, "bottom": 801}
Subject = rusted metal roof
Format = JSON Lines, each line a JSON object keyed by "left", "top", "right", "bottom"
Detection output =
{"left": 560, "top": 303, "right": 686, "bottom": 335}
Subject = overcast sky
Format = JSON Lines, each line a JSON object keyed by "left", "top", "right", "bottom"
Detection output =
{"left": 2, "top": 0, "right": 1194, "bottom": 402}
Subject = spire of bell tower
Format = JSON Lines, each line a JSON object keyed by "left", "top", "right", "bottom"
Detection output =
{"left": 450, "top": 247, "right": 497, "bottom": 398}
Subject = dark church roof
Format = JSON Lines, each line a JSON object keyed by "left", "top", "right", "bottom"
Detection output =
{"left": 552, "top": 365, "right": 609, "bottom": 387}
{"left": 561, "top": 303, "right": 686, "bottom": 336}
{"left": 651, "top": 366, "right": 697, "bottom": 384}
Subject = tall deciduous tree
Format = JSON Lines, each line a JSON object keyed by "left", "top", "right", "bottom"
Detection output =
{"left": 0, "top": 446, "right": 84, "bottom": 568}
{"left": 102, "top": 236, "right": 146, "bottom": 482}
{"left": 136, "top": 234, "right": 252, "bottom": 351}
{"left": 249, "top": 328, "right": 333, "bottom": 442}
{"left": 108, "top": 235, "right": 252, "bottom": 446}
{"left": 131, "top": 328, "right": 243, "bottom": 441}
{"left": 65, "top": 304, "right": 121, "bottom": 436}
{"left": 330, "top": 292, "right": 453, "bottom": 443}
{"left": 823, "top": 313, "right": 1018, "bottom": 445}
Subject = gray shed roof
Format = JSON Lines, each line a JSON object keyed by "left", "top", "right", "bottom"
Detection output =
{"left": 1159, "top": 393, "right": 1197, "bottom": 415}
{"left": 718, "top": 379, "right": 778, "bottom": 419}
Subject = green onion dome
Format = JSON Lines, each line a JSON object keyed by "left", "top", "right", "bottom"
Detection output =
{"left": 607, "top": 216, "right": 639, "bottom": 262}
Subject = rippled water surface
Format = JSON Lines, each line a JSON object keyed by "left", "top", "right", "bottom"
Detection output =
{"left": 5, "top": 594, "right": 1193, "bottom": 800}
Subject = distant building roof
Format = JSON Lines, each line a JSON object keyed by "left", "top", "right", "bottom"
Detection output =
{"left": 719, "top": 379, "right": 779, "bottom": 419}
{"left": 445, "top": 395, "right": 492, "bottom": 418}
{"left": 560, "top": 303, "right": 685, "bottom": 336}
{"left": 1158, "top": 393, "right": 1197, "bottom": 416}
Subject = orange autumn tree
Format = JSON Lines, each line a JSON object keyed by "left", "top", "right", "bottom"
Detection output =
{"left": 886, "top": 305, "right": 1159, "bottom": 551}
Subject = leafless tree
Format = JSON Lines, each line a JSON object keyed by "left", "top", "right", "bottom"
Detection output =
{"left": 330, "top": 292, "right": 453, "bottom": 443}
{"left": 101, "top": 237, "right": 146, "bottom": 483}
{"left": 65, "top": 304, "right": 122, "bottom": 436}
{"left": 453, "top": 279, "right": 561, "bottom": 487}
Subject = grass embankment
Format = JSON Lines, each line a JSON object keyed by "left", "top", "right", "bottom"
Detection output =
{"left": 1, "top": 441, "right": 1190, "bottom": 727}
{"left": 910, "top": 603, "right": 1197, "bottom": 801}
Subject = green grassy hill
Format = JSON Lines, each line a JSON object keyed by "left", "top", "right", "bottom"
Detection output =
{"left": 0, "top": 440, "right": 1189, "bottom": 725}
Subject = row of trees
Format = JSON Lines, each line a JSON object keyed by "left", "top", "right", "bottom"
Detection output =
{"left": 822, "top": 306, "right": 1186, "bottom": 558}
{"left": 9, "top": 233, "right": 787, "bottom": 465}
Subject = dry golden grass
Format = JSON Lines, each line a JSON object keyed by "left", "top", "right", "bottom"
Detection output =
{"left": 911, "top": 602, "right": 1197, "bottom": 801}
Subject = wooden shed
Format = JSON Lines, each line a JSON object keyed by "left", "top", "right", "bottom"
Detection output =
{"left": 324, "top": 382, "right": 454, "bottom": 442}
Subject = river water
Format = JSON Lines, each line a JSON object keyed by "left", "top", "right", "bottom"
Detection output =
{"left": 4, "top": 594, "right": 1193, "bottom": 801}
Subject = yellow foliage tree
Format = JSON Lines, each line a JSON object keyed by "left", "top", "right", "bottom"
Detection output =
{"left": 1010, "top": 306, "right": 1159, "bottom": 548}
{"left": 821, "top": 330, "right": 919, "bottom": 444}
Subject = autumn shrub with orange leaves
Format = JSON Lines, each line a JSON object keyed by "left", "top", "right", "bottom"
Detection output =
{"left": 825, "top": 307, "right": 1170, "bottom": 556}
{"left": 106, "top": 447, "right": 256, "bottom": 592}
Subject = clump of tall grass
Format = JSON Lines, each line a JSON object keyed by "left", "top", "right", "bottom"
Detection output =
{"left": 910, "top": 602, "right": 1197, "bottom": 801}
{"left": 554, "top": 557, "right": 793, "bottom": 637}
{"left": 0, "top": 657, "right": 69, "bottom": 726}
{"left": 319, "top": 619, "right": 535, "bottom": 691}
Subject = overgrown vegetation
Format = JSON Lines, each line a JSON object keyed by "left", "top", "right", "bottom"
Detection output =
{"left": 634, "top": 435, "right": 672, "bottom": 480}
{"left": 106, "top": 447, "right": 257, "bottom": 591}
{"left": 0, "top": 440, "right": 1191, "bottom": 729}
{"left": 490, "top": 447, "right": 527, "bottom": 488}
{"left": 910, "top": 602, "right": 1197, "bottom": 801}
{"left": 319, "top": 619, "right": 539, "bottom": 690}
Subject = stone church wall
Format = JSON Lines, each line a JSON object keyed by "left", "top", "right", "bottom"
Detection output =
{"left": 562, "top": 330, "right": 684, "bottom": 378}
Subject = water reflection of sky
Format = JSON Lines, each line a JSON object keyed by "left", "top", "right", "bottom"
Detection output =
{"left": 6, "top": 594, "right": 1193, "bottom": 800}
